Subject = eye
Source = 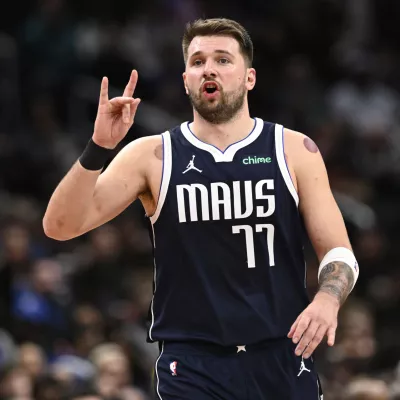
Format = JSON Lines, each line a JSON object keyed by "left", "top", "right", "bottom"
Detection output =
{"left": 193, "top": 59, "right": 203, "bottom": 66}
{"left": 218, "top": 58, "right": 230, "bottom": 64}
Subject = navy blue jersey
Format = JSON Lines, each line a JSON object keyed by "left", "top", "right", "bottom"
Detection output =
{"left": 147, "top": 118, "right": 310, "bottom": 346}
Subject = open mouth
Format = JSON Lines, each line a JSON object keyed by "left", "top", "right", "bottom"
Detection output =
{"left": 202, "top": 82, "right": 220, "bottom": 94}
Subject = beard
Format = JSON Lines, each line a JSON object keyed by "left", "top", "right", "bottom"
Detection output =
{"left": 187, "top": 83, "right": 247, "bottom": 124}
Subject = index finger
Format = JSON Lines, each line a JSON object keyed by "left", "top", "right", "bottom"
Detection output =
{"left": 123, "top": 69, "right": 138, "bottom": 97}
{"left": 288, "top": 315, "right": 300, "bottom": 338}
{"left": 292, "top": 315, "right": 311, "bottom": 344}
{"left": 99, "top": 76, "right": 109, "bottom": 106}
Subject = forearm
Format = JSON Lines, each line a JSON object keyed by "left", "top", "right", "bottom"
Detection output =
{"left": 43, "top": 161, "right": 101, "bottom": 240}
{"left": 317, "top": 261, "right": 355, "bottom": 306}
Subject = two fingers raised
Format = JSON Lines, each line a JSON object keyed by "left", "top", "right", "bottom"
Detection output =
{"left": 99, "top": 70, "right": 141, "bottom": 123}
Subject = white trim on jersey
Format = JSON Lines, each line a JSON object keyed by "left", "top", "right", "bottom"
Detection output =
{"left": 148, "top": 223, "right": 157, "bottom": 341}
{"left": 150, "top": 131, "right": 172, "bottom": 224}
{"left": 149, "top": 131, "right": 172, "bottom": 340}
{"left": 180, "top": 117, "right": 264, "bottom": 162}
{"left": 275, "top": 124, "right": 299, "bottom": 206}
{"left": 155, "top": 341, "right": 164, "bottom": 400}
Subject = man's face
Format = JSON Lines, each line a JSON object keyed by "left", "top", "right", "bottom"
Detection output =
{"left": 183, "top": 35, "right": 255, "bottom": 124}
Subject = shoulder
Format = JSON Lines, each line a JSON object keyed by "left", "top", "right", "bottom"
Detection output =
{"left": 105, "top": 134, "right": 164, "bottom": 180}
{"left": 282, "top": 127, "right": 327, "bottom": 188}
{"left": 283, "top": 127, "right": 317, "bottom": 150}
{"left": 283, "top": 127, "right": 321, "bottom": 164}
{"left": 116, "top": 134, "right": 164, "bottom": 163}
{"left": 122, "top": 134, "right": 163, "bottom": 153}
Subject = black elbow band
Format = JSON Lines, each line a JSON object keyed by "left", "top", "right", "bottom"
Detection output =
{"left": 79, "top": 139, "right": 113, "bottom": 171}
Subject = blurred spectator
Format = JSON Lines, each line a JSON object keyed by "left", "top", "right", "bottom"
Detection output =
{"left": 71, "top": 225, "right": 130, "bottom": 317}
{"left": 50, "top": 353, "right": 95, "bottom": 396}
{"left": 12, "top": 258, "right": 70, "bottom": 353}
{"left": 33, "top": 376, "right": 65, "bottom": 400}
{"left": 18, "top": 342, "right": 47, "bottom": 380}
{"left": 84, "top": 343, "right": 148, "bottom": 400}
{"left": 327, "top": 55, "right": 400, "bottom": 178}
{"left": 1, "top": 221, "right": 33, "bottom": 277}
{"left": 328, "top": 55, "right": 400, "bottom": 138}
{"left": 71, "top": 304, "right": 106, "bottom": 359}
{"left": 1, "top": 366, "right": 34, "bottom": 400}
{"left": 0, "top": 329, "right": 17, "bottom": 370}
{"left": 344, "top": 377, "right": 390, "bottom": 400}
{"left": 328, "top": 300, "right": 376, "bottom": 364}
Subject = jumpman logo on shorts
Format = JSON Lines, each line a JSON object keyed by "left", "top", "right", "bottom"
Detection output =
{"left": 297, "top": 357, "right": 311, "bottom": 377}
{"left": 183, "top": 155, "right": 202, "bottom": 174}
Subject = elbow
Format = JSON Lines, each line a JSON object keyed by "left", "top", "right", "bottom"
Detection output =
{"left": 42, "top": 217, "right": 77, "bottom": 241}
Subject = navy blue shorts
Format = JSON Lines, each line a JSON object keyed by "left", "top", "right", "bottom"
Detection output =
{"left": 154, "top": 339, "right": 323, "bottom": 400}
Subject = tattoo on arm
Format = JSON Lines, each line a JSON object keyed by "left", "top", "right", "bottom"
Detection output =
{"left": 318, "top": 261, "right": 354, "bottom": 305}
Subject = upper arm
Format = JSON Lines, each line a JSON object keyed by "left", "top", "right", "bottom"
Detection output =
{"left": 79, "top": 135, "right": 160, "bottom": 234}
{"left": 284, "top": 129, "right": 352, "bottom": 261}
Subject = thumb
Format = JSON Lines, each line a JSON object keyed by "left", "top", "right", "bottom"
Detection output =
{"left": 129, "top": 98, "right": 141, "bottom": 122}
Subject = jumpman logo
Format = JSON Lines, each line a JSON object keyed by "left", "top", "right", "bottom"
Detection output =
{"left": 297, "top": 357, "right": 311, "bottom": 377}
{"left": 183, "top": 155, "right": 202, "bottom": 174}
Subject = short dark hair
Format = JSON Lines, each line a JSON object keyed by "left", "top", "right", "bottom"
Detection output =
{"left": 182, "top": 18, "right": 253, "bottom": 67}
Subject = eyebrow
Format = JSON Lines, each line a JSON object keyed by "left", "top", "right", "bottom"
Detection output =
{"left": 189, "top": 50, "right": 235, "bottom": 58}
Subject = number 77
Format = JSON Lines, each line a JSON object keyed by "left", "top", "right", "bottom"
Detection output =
{"left": 232, "top": 224, "right": 275, "bottom": 268}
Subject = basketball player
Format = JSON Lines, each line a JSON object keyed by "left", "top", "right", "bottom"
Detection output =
{"left": 43, "top": 18, "right": 359, "bottom": 399}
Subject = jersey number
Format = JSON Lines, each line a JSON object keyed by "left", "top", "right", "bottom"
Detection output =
{"left": 232, "top": 224, "right": 275, "bottom": 268}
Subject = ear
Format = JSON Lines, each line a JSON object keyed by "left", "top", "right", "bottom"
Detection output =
{"left": 182, "top": 72, "right": 189, "bottom": 95}
{"left": 246, "top": 68, "right": 256, "bottom": 91}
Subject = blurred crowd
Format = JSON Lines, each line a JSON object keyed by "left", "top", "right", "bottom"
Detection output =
{"left": 1, "top": 0, "right": 400, "bottom": 398}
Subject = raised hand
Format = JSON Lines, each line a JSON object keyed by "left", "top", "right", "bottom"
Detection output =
{"left": 93, "top": 70, "right": 141, "bottom": 149}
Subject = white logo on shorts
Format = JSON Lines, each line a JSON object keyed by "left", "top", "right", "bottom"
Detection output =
{"left": 297, "top": 357, "right": 311, "bottom": 377}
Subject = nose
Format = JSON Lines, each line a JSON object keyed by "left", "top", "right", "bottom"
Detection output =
{"left": 203, "top": 59, "right": 217, "bottom": 79}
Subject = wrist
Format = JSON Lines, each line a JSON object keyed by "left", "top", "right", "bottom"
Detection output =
{"left": 314, "top": 291, "right": 340, "bottom": 308}
{"left": 91, "top": 137, "right": 116, "bottom": 150}
{"left": 79, "top": 138, "right": 113, "bottom": 171}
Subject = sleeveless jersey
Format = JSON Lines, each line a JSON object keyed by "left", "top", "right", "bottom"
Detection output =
{"left": 147, "top": 118, "right": 310, "bottom": 346}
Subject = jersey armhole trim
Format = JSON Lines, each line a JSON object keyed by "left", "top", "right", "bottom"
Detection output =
{"left": 275, "top": 124, "right": 299, "bottom": 206}
{"left": 150, "top": 131, "right": 172, "bottom": 224}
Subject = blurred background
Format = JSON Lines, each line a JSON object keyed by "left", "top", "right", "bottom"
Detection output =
{"left": 0, "top": 0, "right": 400, "bottom": 399}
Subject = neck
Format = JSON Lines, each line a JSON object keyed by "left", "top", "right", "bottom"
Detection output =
{"left": 190, "top": 104, "right": 255, "bottom": 152}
